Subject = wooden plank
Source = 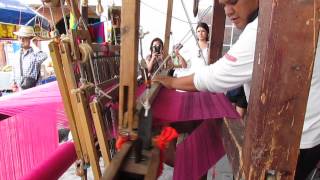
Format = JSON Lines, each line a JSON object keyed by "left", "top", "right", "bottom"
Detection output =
{"left": 118, "top": 0, "right": 140, "bottom": 132}
{"left": 207, "top": 0, "right": 225, "bottom": 64}
{"left": 134, "top": 82, "right": 161, "bottom": 129}
{"left": 242, "top": 1, "right": 320, "bottom": 179}
{"left": 74, "top": 89, "right": 102, "bottom": 179}
{"left": 163, "top": 0, "right": 174, "bottom": 58}
{"left": 49, "top": 41, "right": 85, "bottom": 162}
{"left": 60, "top": 41, "right": 90, "bottom": 163}
{"left": 102, "top": 142, "right": 133, "bottom": 180}
{"left": 144, "top": 148, "right": 160, "bottom": 180}
{"left": 220, "top": 118, "right": 244, "bottom": 179}
{"left": 121, "top": 150, "right": 150, "bottom": 175}
{"left": 90, "top": 100, "right": 111, "bottom": 168}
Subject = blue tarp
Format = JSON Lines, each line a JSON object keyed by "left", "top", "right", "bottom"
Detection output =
{"left": 0, "top": 0, "right": 50, "bottom": 30}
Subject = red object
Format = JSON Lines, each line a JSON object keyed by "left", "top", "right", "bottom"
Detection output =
{"left": 154, "top": 126, "right": 179, "bottom": 177}
{"left": 224, "top": 53, "right": 237, "bottom": 62}
{"left": 116, "top": 135, "right": 129, "bottom": 151}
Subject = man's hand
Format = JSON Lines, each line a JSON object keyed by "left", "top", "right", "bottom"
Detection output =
{"left": 31, "top": 37, "right": 41, "bottom": 52}
{"left": 11, "top": 82, "right": 19, "bottom": 92}
{"left": 153, "top": 74, "right": 197, "bottom": 92}
{"left": 153, "top": 75, "right": 174, "bottom": 89}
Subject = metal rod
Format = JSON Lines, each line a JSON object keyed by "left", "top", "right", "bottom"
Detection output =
{"left": 60, "top": 0, "right": 69, "bottom": 34}
{"left": 151, "top": 55, "right": 171, "bottom": 80}
{"left": 180, "top": 0, "right": 206, "bottom": 64}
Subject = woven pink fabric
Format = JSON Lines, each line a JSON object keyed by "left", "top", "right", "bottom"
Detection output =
{"left": 151, "top": 88, "right": 239, "bottom": 124}
{"left": 136, "top": 86, "right": 239, "bottom": 124}
{"left": 0, "top": 82, "right": 238, "bottom": 179}
{"left": 0, "top": 82, "right": 68, "bottom": 179}
{"left": 173, "top": 120, "right": 226, "bottom": 180}
{"left": 0, "top": 81, "right": 67, "bottom": 128}
{"left": 21, "top": 142, "right": 76, "bottom": 180}
{"left": 0, "top": 108, "right": 59, "bottom": 180}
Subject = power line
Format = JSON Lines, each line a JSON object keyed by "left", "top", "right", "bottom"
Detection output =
{"left": 140, "top": 0, "right": 211, "bottom": 24}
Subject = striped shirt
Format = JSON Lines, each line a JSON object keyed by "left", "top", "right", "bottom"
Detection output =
{"left": 11, "top": 48, "right": 47, "bottom": 85}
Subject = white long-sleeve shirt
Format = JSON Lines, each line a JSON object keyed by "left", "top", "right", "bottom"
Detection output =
{"left": 193, "top": 18, "right": 320, "bottom": 149}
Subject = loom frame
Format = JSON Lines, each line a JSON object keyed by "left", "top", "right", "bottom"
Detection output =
{"left": 49, "top": 0, "right": 320, "bottom": 179}
{"left": 108, "top": 0, "right": 320, "bottom": 179}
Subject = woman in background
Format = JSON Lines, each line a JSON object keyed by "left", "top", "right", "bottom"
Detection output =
{"left": 145, "top": 37, "right": 165, "bottom": 75}
{"left": 174, "top": 22, "right": 210, "bottom": 72}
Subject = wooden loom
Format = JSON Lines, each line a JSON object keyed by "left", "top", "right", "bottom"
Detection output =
{"left": 48, "top": 1, "right": 123, "bottom": 180}
{"left": 48, "top": 0, "right": 167, "bottom": 179}
{"left": 103, "top": 0, "right": 320, "bottom": 180}
{"left": 48, "top": 0, "right": 320, "bottom": 180}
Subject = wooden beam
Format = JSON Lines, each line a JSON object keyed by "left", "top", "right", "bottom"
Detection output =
{"left": 144, "top": 148, "right": 160, "bottom": 180}
{"left": 207, "top": 0, "right": 226, "bottom": 64}
{"left": 102, "top": 142, "right": 133, "bottom": 180}
{"left": 59, "top": 41, "right": 90, "bottom": 163}
{"left": 90, "top": 100, "right": 111, "bottom": 168}
{"left": 118, "top": 0, "right": 140, "bottom": 132}
{"left": 221, "top": 118, "right": 244, "bottom": 179}
{"left": 74, "top": 89, "right": 102, "bottom": 179}
{"left": 49, "top": 41, "right": 85, "bottom": 162}
{"left": 163, "top": 0, "right": 174, "bottom": 58}
{"left": 242, "top": 1, "right": 320, "bottom": 179}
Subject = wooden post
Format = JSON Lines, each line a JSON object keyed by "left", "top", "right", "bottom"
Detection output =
{"left": 243, "top": 1, "right": 320, "bottom": 179}
{"left": 163, "top": 0, "right": 174, "bottom": 58}
{"left": 207, "top": 0, "right": 226, "bottom": 64}
{"left": 118, "top": 0, "right": 140, "bottom": 132}
{"left": 49, "top": 41, "right": 85, "bottom": 161}
{"left": 74, "top": 89, "right": 102, "bottom": 179}
{"left": 90, "top": 100, "right": 111, "bottom": 167}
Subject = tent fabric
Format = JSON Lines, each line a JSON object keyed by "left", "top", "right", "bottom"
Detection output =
{"left": 0, "top": 0, "right": 50, "bottom": 30}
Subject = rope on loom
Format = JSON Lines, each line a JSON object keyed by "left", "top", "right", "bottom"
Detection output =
{"left": 96, "top": 0, "right": 104, "bottom": 16}
{"left": 79, "top": 43, "right": 114, "bottom": 100}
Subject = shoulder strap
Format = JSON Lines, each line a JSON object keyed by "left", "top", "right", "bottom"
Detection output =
{"left": 19, "top": 50, "right": 23, "bottom": 77}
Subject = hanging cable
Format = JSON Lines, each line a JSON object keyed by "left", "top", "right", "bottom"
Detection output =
{"left": 180, "top": 0, "right": 206, "bottom": 64}
{"left": 170, "top": 5, "right": 212, "bottom": 51}
{"left": 60, "top": 0, "right": 69, "bottom": 34}
{"left": 140, "top": 0, "right": 211, "bottom": 24}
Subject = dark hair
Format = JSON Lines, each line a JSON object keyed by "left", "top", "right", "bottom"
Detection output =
{"left": 149, "top": 37, "right": 164, "bottom": 53}
{"left": 196, "top": 22, "right": 209, "bottom": 41}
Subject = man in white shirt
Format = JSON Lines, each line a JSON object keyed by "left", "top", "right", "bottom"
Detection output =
{"left": 154, "top": 0, "right": 320, "bottom": 179}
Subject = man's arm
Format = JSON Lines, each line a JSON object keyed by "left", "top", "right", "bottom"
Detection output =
{"left": 153, "top": 74, "right": 197, "bottom": 91}
{"left": 34, "top": 51, "right": 48, "bottom": 64}
{"left": 31, "top": 38, "right": 48, "bottom": 64}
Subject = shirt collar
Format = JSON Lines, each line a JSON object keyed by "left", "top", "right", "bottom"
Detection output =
{"left": 22, "top": 48, "right": 34, "bottom": 56}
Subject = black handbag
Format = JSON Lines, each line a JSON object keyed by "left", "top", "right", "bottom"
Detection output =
{"left": 19, "top": 51, "right": 38, "bottom": 90}
{"left": 20, "top": 76, "right": 37, "bottom": 89}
